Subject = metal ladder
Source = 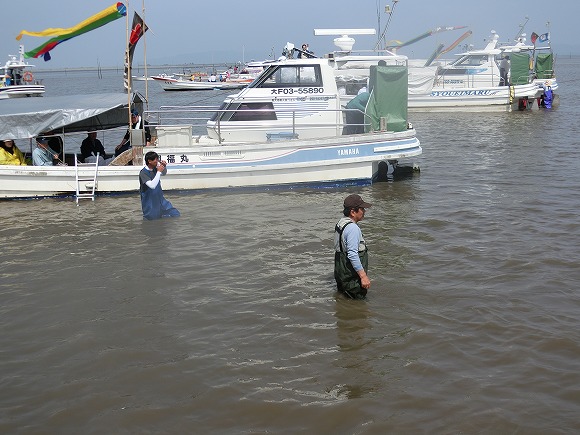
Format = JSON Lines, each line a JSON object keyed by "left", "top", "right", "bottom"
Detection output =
{"left": 74, "top": 154, "right": 99, "bottom": 204}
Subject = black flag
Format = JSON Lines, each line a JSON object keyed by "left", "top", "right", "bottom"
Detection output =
{"left": 124, "top": 12, "right": 149, "bottom": 91}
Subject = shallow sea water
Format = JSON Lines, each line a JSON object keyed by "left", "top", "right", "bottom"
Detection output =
{"left": 1, "top": 58, "right": 580, "bottom": 434}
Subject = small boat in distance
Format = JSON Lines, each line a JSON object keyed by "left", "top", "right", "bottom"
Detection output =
{"left": 0, "top": 45, "right": 44, "bottom": 99}
{"left": 151, "top": 74, "right": 251, "bottom": 91}
{"left": 132, "top": 74, "right": 154, "bottom": 81}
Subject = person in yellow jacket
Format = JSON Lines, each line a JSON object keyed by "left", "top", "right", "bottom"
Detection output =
{"left": 0, "top": 139, "right": 28, "bottom": 165}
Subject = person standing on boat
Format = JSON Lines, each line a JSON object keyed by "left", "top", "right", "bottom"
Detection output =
{"left": 0, "top": 139, "right": 27, "bottom": 165}
{"left": 334, "top": 194, "right": 372, "bottom": 299}
{"left": 499, "top": 55, "right": 510, "bottom": 86}
{"left": 298, "top": 43, "right": 313, "bottom": 58}
{"left": 139, "top": 151, "right": 180, "bottom": 220}
{"left": 32, "top": 137, "right": 58, "bottom": 166}
{"left": 115, "top": 109, "right": 151, "bottom": 157}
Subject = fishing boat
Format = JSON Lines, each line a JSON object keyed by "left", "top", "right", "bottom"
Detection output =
{"left": 0, "top": 54, "right": 421, "bottom": 200}
{"left": 132, "top": 74, "right": 154, "bottom": 81}
{"left": 314, "top": 29, "right": 544, "bottom": 112}
{"left": 496, "top": 32, "right": 558, "bottom": 109}
{"left": 151, "top": 69, "right": 258, "bottom": 91}
{"left": 0, "top": 46, "right": 44, "bottom": 99}
{"left": 151, "top": 74, "right": 250, "bottom": 91}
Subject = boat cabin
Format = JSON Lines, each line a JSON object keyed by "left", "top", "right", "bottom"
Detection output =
{"left": 207, "top": 56, "right": 343, "bottom": 143}
{"left": 0, "top": 45, "right": 44, "bottom": 99}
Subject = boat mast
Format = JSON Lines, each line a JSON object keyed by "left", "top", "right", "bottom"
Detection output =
{"left": 514, "top": 16, "right": 529, "bottom": 42}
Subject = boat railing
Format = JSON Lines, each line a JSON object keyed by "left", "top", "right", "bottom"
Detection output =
{"left": 146, "top": 105, "right": 370, "bottom": 143}
{"left": 435, "top": 68, "right": 501, "bottom": 88}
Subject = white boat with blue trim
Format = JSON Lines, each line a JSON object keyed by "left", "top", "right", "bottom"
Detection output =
{"left": 0, "top": 52, "right": 421, "bottom": 199}
{"left": 315, "top": 29, "right": 547, "bottom": 111}
{"left": 0, "top": 46, "right": 44, "bottom": 99}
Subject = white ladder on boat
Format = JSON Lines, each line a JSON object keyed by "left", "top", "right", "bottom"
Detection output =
{"left": 74, "top": 154, "right": 99, "bottom": 204}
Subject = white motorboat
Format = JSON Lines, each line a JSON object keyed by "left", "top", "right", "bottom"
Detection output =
{"left": 151, "top": 71, "right": 255, "bottom": 91}
{"left": 132, "top": 74, "right": 154, "bottom": 81}
{"left": 314, "top": 29, "right": 546, "bottom": 112}
{"left": 152, "top": 75, "right": 250, "bottom": 91}
{"left": 495, "top": 32, "right": 558, "bottom": 109}
{"left": 0, "top": 55, "right": 421, "bottom": 199}
{"left": 0, "top": 45, "right": 44, "bottom": 99}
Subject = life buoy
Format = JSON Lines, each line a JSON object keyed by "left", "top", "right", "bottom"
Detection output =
{"left": 23, "top": 71, "right": 34, "bottom": 83}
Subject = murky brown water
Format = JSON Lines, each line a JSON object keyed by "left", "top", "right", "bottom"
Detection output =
{"left": 1, "top": 59, "right": 580, "bottom": 434}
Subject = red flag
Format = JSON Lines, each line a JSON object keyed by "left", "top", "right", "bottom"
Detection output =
{"left": 530, "top": 32, "right": 539, "bottom": 44}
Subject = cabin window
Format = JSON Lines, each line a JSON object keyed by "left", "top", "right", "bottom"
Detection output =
{"left": 250, "top": 65, "right": 322, "bottom": 88}
{"left": 453, "top": 55, "right": 488, "bottom": 67}
{"left": 210, "top": 102, "right": 276, "bottom": 122}
{"left": 230, "top": 102, "right": 276, "bottom": 121}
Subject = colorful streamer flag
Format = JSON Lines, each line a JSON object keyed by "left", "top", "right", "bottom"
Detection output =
{"left": 16, "top": 2, "right": 127, "bottom": 61}
{"left": 530, "top": 32, "right": 539, "bottom": 44}
{"left": 124, "top": 12, "right": 149, "bottom": 91}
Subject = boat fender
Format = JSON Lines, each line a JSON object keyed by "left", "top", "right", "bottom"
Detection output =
{"left": 23, "top": 71, "right": 34, "bottom": 83}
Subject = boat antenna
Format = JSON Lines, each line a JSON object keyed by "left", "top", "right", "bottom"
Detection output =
{"left": 375, "top": 0, "right": 399, "bottom": 50}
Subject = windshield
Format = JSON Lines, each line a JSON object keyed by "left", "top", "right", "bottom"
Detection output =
{"left": 451, "top": 55, "right": 489, "bottom": 67}
{"left": 248, "top": 64, "right": 322, "bottom": 88}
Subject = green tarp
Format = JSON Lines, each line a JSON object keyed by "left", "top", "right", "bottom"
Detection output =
{"left": 509, "top": 52, "right": 531, "bottom": 85}
{"left": 535, "top": 53, "right": 554, "bottom": 79}
{"left": 365, "top": 65, "right": 408, "bottom": 133}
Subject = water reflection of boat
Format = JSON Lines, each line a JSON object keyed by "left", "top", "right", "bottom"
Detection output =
{"left": 0, "top": 54, "right": 421, "bottom": 199}
{"left": 0, "top": 45, "right": 44, "bottom": 99}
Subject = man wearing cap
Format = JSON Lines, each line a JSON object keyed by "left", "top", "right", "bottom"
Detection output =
{"left": 32, "top": 137, "right": 58, "bottom": 166}
{"left": 334, "top": 194, "right": 372, "bottom": 299}
{"left": 115, "top": 108, "right": 151, "bottom": 157}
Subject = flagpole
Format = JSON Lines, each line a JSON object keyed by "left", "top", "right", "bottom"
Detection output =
{"left": 126, "top": 0, "right": 132, "bottom": 123}
{"left": 142, "top": 0, "right": 149, "bottom": 111}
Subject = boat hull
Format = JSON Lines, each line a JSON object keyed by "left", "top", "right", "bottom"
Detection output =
{"left": 0, "top": 130, "right": 421, "bottom": 199}
{"left": 0, "top": 84, "right": 45, "bottom": 99}
{"left": 408, "top": 82, "right": 542, "bottom": 111}
{"left": 153, "top": 77, "right": 248, "bottom": 91}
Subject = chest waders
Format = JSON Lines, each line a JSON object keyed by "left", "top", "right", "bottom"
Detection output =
{"left": 334, "top": 221, "right": 368, "bottom": 299}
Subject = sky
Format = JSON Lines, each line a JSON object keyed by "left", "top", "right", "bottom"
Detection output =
{"left": 1, "top": 0, "right": 577, "bottom": 70}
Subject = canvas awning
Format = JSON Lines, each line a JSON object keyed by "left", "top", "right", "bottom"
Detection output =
{"left": 0, "top": 92, "right": 144, "bottom": 140}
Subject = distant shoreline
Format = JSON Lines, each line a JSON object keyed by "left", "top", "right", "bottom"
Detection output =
{"left": 29, "top": 53, "right": 580, "bottom": 73}
{"left": 31, "top": 62, "right": 248, "bottom": 73}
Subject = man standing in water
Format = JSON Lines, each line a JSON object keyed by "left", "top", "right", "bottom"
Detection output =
{"left": 139, "top": 151, "right": 180, "bottom": 220}
{"left": 334, "top": 194, "right": 372, "bottom": 299}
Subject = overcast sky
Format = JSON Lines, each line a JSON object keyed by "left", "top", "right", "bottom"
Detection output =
{"left": 1, "top": 0, "right": 576, "bottom": 69}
